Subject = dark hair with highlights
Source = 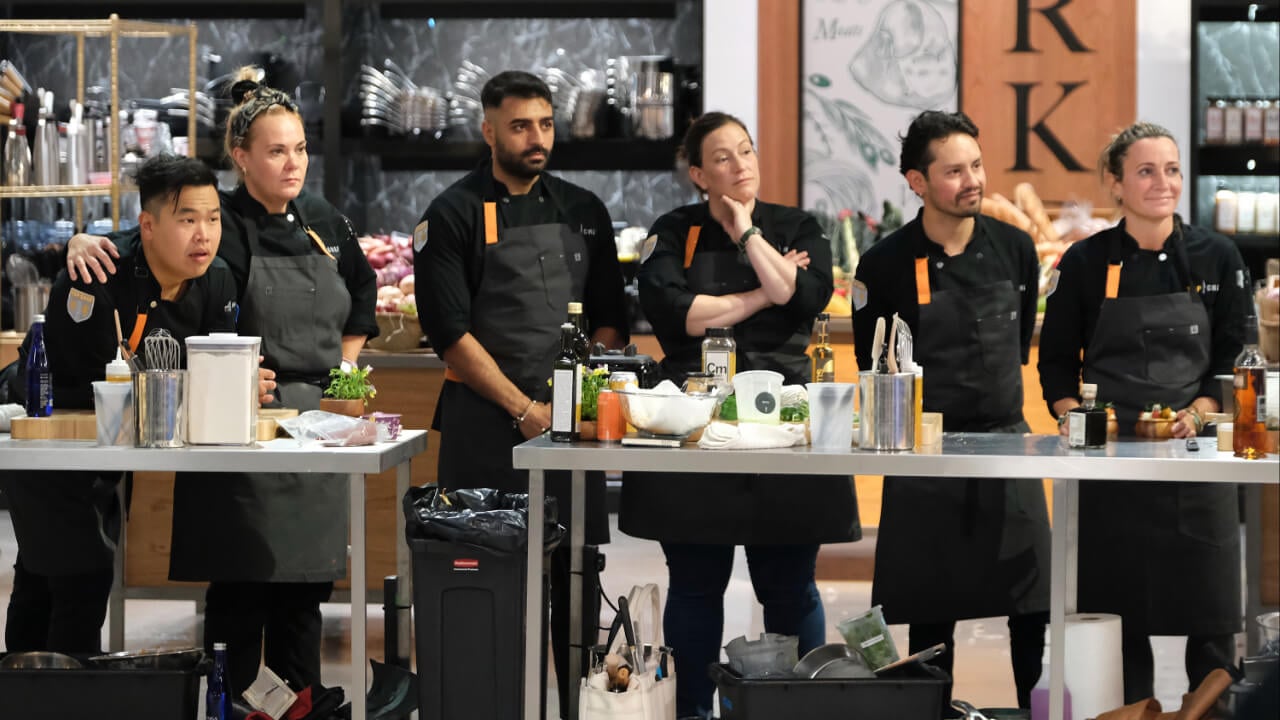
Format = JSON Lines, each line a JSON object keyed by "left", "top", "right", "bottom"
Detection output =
{"left": 898, "top": 110, "right": 980, "bottom": 177}
{"left": 480, "top": 71, "right": 553, "bottom": 110}
{"left": 134, "top": 154, "right": 218, "bottom": 214}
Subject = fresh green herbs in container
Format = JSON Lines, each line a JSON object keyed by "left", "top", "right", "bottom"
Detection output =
{"left": 321, "top": 363, "right": 377, "bottom": 416}
{"left": 836, "top": 604, "right": 900, "bottom": 670}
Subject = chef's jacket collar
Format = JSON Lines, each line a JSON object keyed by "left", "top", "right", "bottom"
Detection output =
{"left": 481, "top": 161, "right": 546, "bottom": 202}
{"left": 909, "top": 208, "right": 991, "bottom": 258}
{"left": 230, "top": 184, "right": 303, "bottom": 223}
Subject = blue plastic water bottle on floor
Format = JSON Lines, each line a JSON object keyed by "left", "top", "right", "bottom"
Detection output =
{"left": 206, "top": 642, "right": 228, "bottom": 720}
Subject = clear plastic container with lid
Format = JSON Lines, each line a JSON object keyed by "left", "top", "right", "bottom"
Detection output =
{"left": 184, "top": 333, "right": 261, "bottom": 445}
{"left": 701, "top": 327, "right": 736, "bottom": 382}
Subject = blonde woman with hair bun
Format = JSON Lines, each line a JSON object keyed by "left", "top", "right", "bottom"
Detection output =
{"left": 64, "top": 66, "right": 378, "bottom": 701}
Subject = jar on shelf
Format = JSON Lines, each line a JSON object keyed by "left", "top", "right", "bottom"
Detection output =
{"left": 1225, "top": 98, "right": 1246, "bottom": 145}
{"left": 1237, "top": 191, "right": 1258, "bottom": 234}
{"left": 1215, "top": 188, "right": 1238, "bottom": 234}
{"left": 1256, "top": 192, "right": 1279, "bottom": 235}
{"left": 1244, "top": 97, "right": 1265, "bottom": 144}
{"left": 1205, "top": 97, "right": 1226, "bottom": 144}
{"left": 1264, "top": 98, "right": 1280, "bottom": 146}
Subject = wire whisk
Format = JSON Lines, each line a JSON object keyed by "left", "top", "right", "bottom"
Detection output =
{"left": 143, "top": 329, "right": 182, "bottom": 371}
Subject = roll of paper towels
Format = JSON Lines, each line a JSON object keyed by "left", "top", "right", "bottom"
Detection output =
{"left": 1058, "top": 613, "right": 1124, "bottom": 720}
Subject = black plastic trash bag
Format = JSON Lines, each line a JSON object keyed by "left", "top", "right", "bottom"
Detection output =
{"left": 402, "top": 485, "right": 564, "bottom": 555}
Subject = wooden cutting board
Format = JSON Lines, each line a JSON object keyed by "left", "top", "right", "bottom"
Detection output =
{"left": 257, "top": 408, "right": 298, "bottom": 441}
{"left": 10, "top": 411, "right": 98, "bottom": 440}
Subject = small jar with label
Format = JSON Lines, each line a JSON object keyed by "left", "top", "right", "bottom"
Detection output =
{"left": 1237, "top": 191, "right": 1258, "bottom": 234}
{"left": 1224, "top": 98, "right": 1246, "bottom": 145}
{"left": 1244, "top": 97, "right": 1265, "bottom": 144}
{"left": 1256, "top": 192, "right": 1279, "bottom": 235}
{"left": 1204, "top": 97, "right": 1226, "bottom": 144}
{"left": 1215, "top": 188, "right": 1238, "bottom": 234}
{"left": 701, "top": 327, "right": 736, "bottom": 383}
{"left": 1263, "top": 98, "right": 1280, "bottom": 146}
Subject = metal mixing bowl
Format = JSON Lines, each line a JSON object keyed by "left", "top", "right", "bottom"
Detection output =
{"left": 0, "top": 651, "right": 82, "bottom": 670}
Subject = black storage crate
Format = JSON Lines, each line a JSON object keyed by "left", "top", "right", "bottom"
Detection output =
{"left": 0, "top": 661, "right": 200, "bottom": 719}
{"left": 711, "top": 661, "right": 950, "bottom": 720}
{"left": 410, "top": 537, "right": 550, "bottom": 720}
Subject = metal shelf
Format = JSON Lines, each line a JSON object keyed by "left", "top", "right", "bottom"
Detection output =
{"left": 1197, "top": 145, "right": 1280, "bottom": 176}
{"left": 0, "top": 184, "right": 114, "bottom": 198}
{"left": 0, "top": 17, "right": 194, "bottom": 37}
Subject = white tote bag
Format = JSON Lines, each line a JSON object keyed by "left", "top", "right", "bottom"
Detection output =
{"left": 579, "top": 584, "right": 676, "bottom": 720}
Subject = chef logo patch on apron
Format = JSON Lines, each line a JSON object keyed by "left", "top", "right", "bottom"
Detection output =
{"left": 413, "top": 220, "right": 428, "bottom": 253}
{"left": 640, "top": 234, "right": 658, "bottom": 264}
{"left": 850, "top": 279, "right": 868, "bottom": 311}
{"left": 1044, "top": 268, "right": 1060, "bottom": 297}
{"left": 66, "top": 288, "right": 95, "bottom": 323}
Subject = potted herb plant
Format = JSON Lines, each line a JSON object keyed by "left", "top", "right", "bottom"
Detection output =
{"left": 321, "top": 363, "right": 376, "bottom": 417}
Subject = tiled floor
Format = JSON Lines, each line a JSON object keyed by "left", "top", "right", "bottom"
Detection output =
{"left": 0, "top": 510, "right": 1207, "bottom": 717}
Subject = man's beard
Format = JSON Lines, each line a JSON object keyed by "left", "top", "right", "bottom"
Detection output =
{"left": 495, "top": 142, "right": 550, "bottom": 180}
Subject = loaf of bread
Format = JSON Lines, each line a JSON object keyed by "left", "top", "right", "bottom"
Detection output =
{"left": 1014, "top": 183, "right": 1061, "bottom": 244}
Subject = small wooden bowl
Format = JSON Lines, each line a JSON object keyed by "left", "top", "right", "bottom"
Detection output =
{"left": 1134, "top": 417, "right": 1175, "bottom": 438}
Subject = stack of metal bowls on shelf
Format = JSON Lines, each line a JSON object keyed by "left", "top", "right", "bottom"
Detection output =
{"left": 359, "top": 60, "right": 446, "bottom": 138}
{"left": 447, "top": 60, "right": 488, "bottom": 141}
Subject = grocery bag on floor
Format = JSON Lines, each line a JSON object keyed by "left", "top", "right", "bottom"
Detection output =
{"left": 580, "top": 584, "right": 676, "bottom": 720}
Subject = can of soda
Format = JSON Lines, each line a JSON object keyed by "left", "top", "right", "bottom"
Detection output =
{"left": 609, "top": 371, "right": 639, "bottom": 392}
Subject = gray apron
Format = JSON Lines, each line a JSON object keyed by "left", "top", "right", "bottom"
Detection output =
{"left": 433, "top": 192, "right": 610, "bottom": 543}
{"left": 873, "top": 248, "right": 1050, "bottom": 624}
{"left": 169, "top": 203, "right": 352, "bottom": 582}
{"left": 1076, "top": 233, "right": 1239, "bottom": 636}
{"left": 620, "top": 217, "right": 860, "bottom": 546}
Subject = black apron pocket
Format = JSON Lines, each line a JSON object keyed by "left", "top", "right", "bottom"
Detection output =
{"left": 538, "top": 250, "right": 571, "bottom": 313}
{"left": 976, "top": 309, "right": 1020, "bottom": 377}
{"left": 1143, "top": 324, "right": 1205, "bottom": 386}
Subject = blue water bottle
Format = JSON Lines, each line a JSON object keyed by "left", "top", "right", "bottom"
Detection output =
{"left": 25, "top": 313, "right": 52, "bottom": 417}
{"left": 206, "top": 642, "right": 228, "bottom": 720}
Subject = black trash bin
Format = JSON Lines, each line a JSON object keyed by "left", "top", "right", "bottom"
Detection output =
{"left": 404, "top": 485, "right": 565, "bottom": 720}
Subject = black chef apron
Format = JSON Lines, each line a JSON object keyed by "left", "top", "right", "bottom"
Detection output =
{"left": 169, "top": 203, "right": 352, "bottom": 582}
{"left": 1076, "top": 232, "right": 1239, "bottom": 636}
{"left": 433, "top": 192, "right": 609, "bottom": 544}
{"left": 873, "top": 249, "right": 1050, "bottom": 624}
{"left": 620, "top": 218, "right": 860, "bottom": 546}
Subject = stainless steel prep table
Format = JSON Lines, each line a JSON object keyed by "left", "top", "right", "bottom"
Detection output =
{"left": 0, "top": 429, "right": 428, "bottom": 720}
{"left": 513, "top": 433, "right": 1279, "bottom": 720}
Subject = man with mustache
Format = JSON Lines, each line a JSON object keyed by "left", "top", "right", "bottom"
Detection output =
{"left": 412, "top": 70, "right": 628, "bottom": 715}
{"left": 852, "top": 111, "right": 1050, "bottom": 708}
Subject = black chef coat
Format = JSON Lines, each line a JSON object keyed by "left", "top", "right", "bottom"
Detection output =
{"left": 414, "top": 162, "right": 628, "bottom": 353}
{"left": 1038, "top": 219, "right": 1251, "bottom": 410}
{"left": 620, "top": 200, "right": 860, "bottom": 545}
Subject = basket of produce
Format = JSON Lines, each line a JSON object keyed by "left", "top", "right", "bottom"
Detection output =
{"left": 360, "top": 231, "right": 424, "bottom": 351}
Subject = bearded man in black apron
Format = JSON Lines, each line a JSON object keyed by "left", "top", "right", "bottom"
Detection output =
{"left": 413, "top": 71, "right": 629, "bottom": 716}
{"left": 853, "top": 111, "right": 1050, "bottom": 708}
{"left": 1040, "top": 122, "right": 1252, "bottom": 702}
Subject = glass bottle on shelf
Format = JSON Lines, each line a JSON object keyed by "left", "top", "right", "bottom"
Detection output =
{"left": 1204, "top": 97, "right": 1226, "bottom": 144}
{"left": 1215, "top": 187, "right": 1238, "bottom": 234}
{"left": 1237, "top": 191, "right": 1258, "bottom": 234}
{"left": 1264, "top": 97, "right": 1280, "bottom": 146}
{"left": 4, "top": 103, "right": 31, "bottom": 186}
{"left": 1244, "top": 97, "right": 1265, "bottom": 144}
{"left": 1224, "top": 98, "right": 1246, "bottom": 145}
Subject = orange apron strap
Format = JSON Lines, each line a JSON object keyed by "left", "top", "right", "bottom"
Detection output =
{"left": 914, "top": 257, "right": 932, "bottom": 306}
{"left": 127, "top": 312, "right": 148, "bottom": 354}
{"left": 484, "top": 202, "right": 498, "bottom": 245}
{"left": 1105, "top": 263, "right": 1122, "bottom": 299}
{"left": 444, "top": 367, "right": 462, "bottom": 382}
{"left": 305, "top": 228, "right": 336, "bottom": 261}
{"left": 683, "top": 226, "right": 701, "bottom": 269}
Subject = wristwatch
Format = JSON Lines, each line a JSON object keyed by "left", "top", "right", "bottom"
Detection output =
{"left": 738, "top": 226, "right": 762, "bottom": 254}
